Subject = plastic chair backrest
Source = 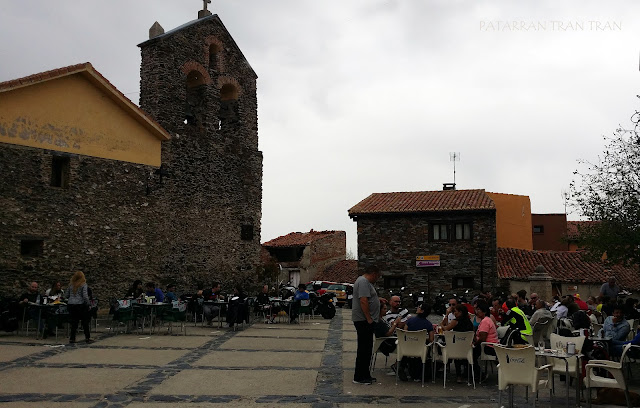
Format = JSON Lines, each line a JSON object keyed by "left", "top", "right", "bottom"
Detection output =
{"left": 118, "top": 299, "right": 131, "bottom": 309}
{"left": 442, "top": 331, "right": 474, "bottom": 362}
{"left": 396, "top": 329, "right": 428, "bottom": 362}
{"left": 549, "top": 333, "right": 585, "bottom": 374}
{"left": 300, "top": 299, "right": 311, "bottom": 307}
{"left": 497, "top": 326, "right": 509, "bottom": 339}
{"left": 494, "top": 345, "right": 536, "bottom": 390}
{"left": 532, "top": 318, "right": 551, "bottom": 344}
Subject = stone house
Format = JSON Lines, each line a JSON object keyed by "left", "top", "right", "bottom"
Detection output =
{"left": 262, "top": 230, "right": 346, "bottom": 287}
{"left": 348, "top": 189, "right": 498, "bottom": 298}
{"left": 0, "top": 10, "right": 262, "bottom": 300}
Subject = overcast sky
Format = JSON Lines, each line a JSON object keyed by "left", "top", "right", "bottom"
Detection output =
{"left": 2, "top": 1, "right": 639, "bottom": 256}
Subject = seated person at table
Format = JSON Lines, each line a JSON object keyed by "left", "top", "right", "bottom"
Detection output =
{"left": 227, "top": 285, "right": 247, "bottom": 328}
{"left": 202, "top": 282, "right": 221, "bottom": 325}
{"left": 374, "top": 299, "right": 402, "bottom": 376}
{"left": 289, "top": 284, "right": 310, "bottom": 323}
{"left": 19, "top": 281, "right": 50, "bottom": 336}
{"left": 611, "top": 329, "right": 640, "bottom": 357}
{"left": 256, "top": 284, "right": 277, "bottom": 323}
{"left": 145, "top": 282, "right": 165, "bottom": 303}
{"left": 602, "top": 304, "right": 630, "bottom": 341}
{"left": 442, "top": 304, "right": 474, "bottom": 383}
{"left": 472, "top": 301, "right": 498, "bottom": 381}
{"left": 529, "top": 299, "right": 553, "bottom": 326}
{"left": 404, "top": 302, "right": 435, "bottom": 381}
{"left": 503, "top": 299, "right": 532, "bottom": 345}
{"left": 164, "top": 283, "right": 178, "bottom": 303}
{"left": 125, "top": 280, "right": 144, "bottom": 299}
{"left": 45, "top": 281, "right": 65, "bottom": 301}
{"left": 385, "top": 295, "right": 410, "bottom": 329}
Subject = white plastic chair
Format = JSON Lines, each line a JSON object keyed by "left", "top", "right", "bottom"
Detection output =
{"left": 585, "top": 343, "right": 634, "bottom": 408}
{"left": 395, "top": 329, "right": 430, "bottom": 387}
{"left": 479, "top": 342, "right": 498, "bottom": 383}
{"left": 497, "top": 325, "right": 510, "bottom": 340}
{"left": 549, "top": 333, "right": 586, "bottom": 391}
{"left": 494, "top": 344, "right": 553, "bottom": 408}
{"left": 370, "top": 336, "right": 396, "bottom": 373}
{"left": 532, "top": 318, "right": 553, "bottom": 347}
{"left": 626, "top": 319, "right": 636, "bottom": 341}
{"left": 433, "top": 330, "right": 476, "bottom": 388}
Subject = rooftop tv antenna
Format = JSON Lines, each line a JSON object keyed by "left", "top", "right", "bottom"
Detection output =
{"left": 450, "top": 152, "right": 460, "bottom": 186}
{"left": 561, "top": 188, "right": 570, "bottom": 215}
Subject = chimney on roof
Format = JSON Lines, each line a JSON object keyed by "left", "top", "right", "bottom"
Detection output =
{"left": 198, "top": 0, "right": 213, "bottom": 18}
{"left": 149, "top": 21, "right": 164, "bottom": 39}
{"left": 443, "top": 183, "right": 456, "bottom": 191}
{"left": 310, "top": 229, "right": 314, "bottom": 232}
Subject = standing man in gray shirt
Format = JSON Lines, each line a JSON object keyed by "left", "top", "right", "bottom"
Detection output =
{"left": 351, "top": 265, "right": 381, "bottom": 384}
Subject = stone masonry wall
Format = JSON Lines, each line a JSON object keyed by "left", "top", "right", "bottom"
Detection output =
{"left": 356, "top": 211, "right": 498, "bottom": 302}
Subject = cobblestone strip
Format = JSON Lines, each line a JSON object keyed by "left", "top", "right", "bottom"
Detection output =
{"left": 311, "top": 310, "right": 343, "bottom": 407}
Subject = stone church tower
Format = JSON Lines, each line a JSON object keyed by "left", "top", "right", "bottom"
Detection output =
{"left": 138, "top": 8, "right": 263, "bottom": 285}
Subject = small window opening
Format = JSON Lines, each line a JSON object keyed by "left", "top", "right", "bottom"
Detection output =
{"left": 209, "top": 43, "right": 222, "bottom": 69}
{"left": 21, "top": 240, "right": 44, "bottom": 257}
{"left": 383, "top": 276, "right": 406, "bottom": 290}
{"left": 51, "top": 156, "right": 70, "bottom": 188}
{"left": 432, "top": 224, "right": 448, "bottom": 241}
{"left": 241, "top": 225, "right": 254, "bottom": 241}
{"left": 185, "top": 70, "right": 206, "bottom": 126}
{"left": 454, "top": 223, "right": 472, "bottom": 240}
{"left": 533, "top": 225, "right": 544, "bottom": 234}
{"left": 452, "top": 276, "right": 474, "bottom": 289}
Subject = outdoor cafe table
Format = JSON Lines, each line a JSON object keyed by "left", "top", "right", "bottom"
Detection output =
{"left": 205, "top": 300, "right": 228, "bottom": 328}
{"left": 269, "top": 298, "right": 293, "bottom": 323}
{"left": 535, "top": 347, "right": 583, "bottom": 408}
{"left": 28, "top": 302, "right": 66, "bottom": 339}
{"left": 135, "top": 302, "right": 170, "bottom": 335}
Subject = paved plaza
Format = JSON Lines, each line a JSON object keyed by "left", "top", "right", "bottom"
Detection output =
{"left": 0, "top": 308, "right": 637, "bottom": 407}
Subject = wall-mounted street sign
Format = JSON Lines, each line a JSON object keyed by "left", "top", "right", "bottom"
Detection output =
{"left": 416, "top": 255, "right": 440, "bottom": 267}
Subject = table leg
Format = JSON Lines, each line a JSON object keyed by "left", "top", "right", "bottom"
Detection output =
{"left": 36, "top": 308, "right": 43, "bottom": 340}
{"left": 218, "top": 305, "right": 223, "bottom": 328}
{"left": 565, "top": 358, "right": 570, "bottom": 408}
{"left": 576, "top": 356, "right": 582, "bottom": 407}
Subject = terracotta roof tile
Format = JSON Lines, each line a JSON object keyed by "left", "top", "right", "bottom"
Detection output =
{"left": 497, "top": 247, "right": 640, "bottom": 290}
{"left": 263, "top": 230, "right": 342, "bottom": 248}
{"left": 314, "top": 260, "right": 359, "bottom": 283}
{"left": 348, "top": 189, "right": 495, "bottom": 216}
{"left": 566, "top": 221, "right": 600, "bottom": 240}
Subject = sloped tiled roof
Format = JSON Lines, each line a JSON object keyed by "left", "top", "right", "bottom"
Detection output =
{"left": 567, "top": 221, "right": 600, "bottom": 240}
{"left": 314, "top": 260, "right": 359, "bottom": 284}
{"left": 0, "top": 63, "right": 170, "bottom": 142}
{"left": 498, "top": 247, "right": 640, "bottom": 290}
{"left": 263, "top": 230, "right": 342, "bottom": 248}
{"left": 348, "top": 189, "right": 495, "bottom": 217}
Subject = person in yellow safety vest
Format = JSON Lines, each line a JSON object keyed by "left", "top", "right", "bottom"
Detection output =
{"left": 504, "top": 299, "right": 532, "bottom": 344}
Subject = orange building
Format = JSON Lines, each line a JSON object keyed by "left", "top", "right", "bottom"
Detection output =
{"left": 487, "top": 192, "right": 533, "bottom": 250}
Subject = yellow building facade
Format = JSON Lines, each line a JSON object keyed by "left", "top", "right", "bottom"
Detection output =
{"left": 0, "top": 63, "right": 169, "bottom": 166}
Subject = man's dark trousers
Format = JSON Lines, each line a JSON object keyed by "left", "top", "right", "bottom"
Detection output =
{"left": 353, "top": 320, "right": 374, "bottom": 381}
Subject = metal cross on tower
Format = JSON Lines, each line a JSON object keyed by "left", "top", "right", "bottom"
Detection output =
{"left": 203, "top": 0, "right": 211, "bottom": 11}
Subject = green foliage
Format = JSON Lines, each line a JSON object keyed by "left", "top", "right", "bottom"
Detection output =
{"left": 570, "top": 110, "right": 640, "bottom": 266}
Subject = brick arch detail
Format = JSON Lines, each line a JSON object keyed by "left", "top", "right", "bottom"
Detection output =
{"left": 218, "top": 76, "right": 243, "bottom": 98}
{"left": 205, "top": 36, "right": 225, "bottom": 72}
{"left": 180, "top": 61, "right": 212, "bottom": 85}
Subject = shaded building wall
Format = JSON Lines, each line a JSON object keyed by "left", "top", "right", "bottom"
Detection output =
{"left": 0, "top": 143, "right": 162, "bottom": 299}
{"left": 355, "top": 211, "right": 498, "bottom": 301}
{"left": 531, "top": 214, "right": 568, "bottom": 251}
{"left": 487, "top": 192, "right": 532, "bottom": 250}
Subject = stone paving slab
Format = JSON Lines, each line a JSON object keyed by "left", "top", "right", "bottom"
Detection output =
{"left": 96, "top": 334, "right": 211, "bottom": 348}
{"left": 148, "top": 369, "right": 318, "bottom": 396}
{"left": 219, "top": 336, "right": 325, "bottom": 351}
{"left": 0, "top": 367, "right": 152, "bottom": 394}
{"left": 236, "top": 328, "right": 327, "bottom": 339}
{"left": 343, "top": 339, "right": 357, "bottom": 352}
{"left": 128, "top": 402, "right": 312, "bottom": 408}
{"left": 0, "top": 403, "right": 94, "bottom": 408}
{"left": 0, "top": 345, "right": 48, "bottom": 362}
{"left": 193, "top": 350, "right": 323, "bottom": 368}
{"left": 40, "top": 347, "right": 189, "bottom": 366}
